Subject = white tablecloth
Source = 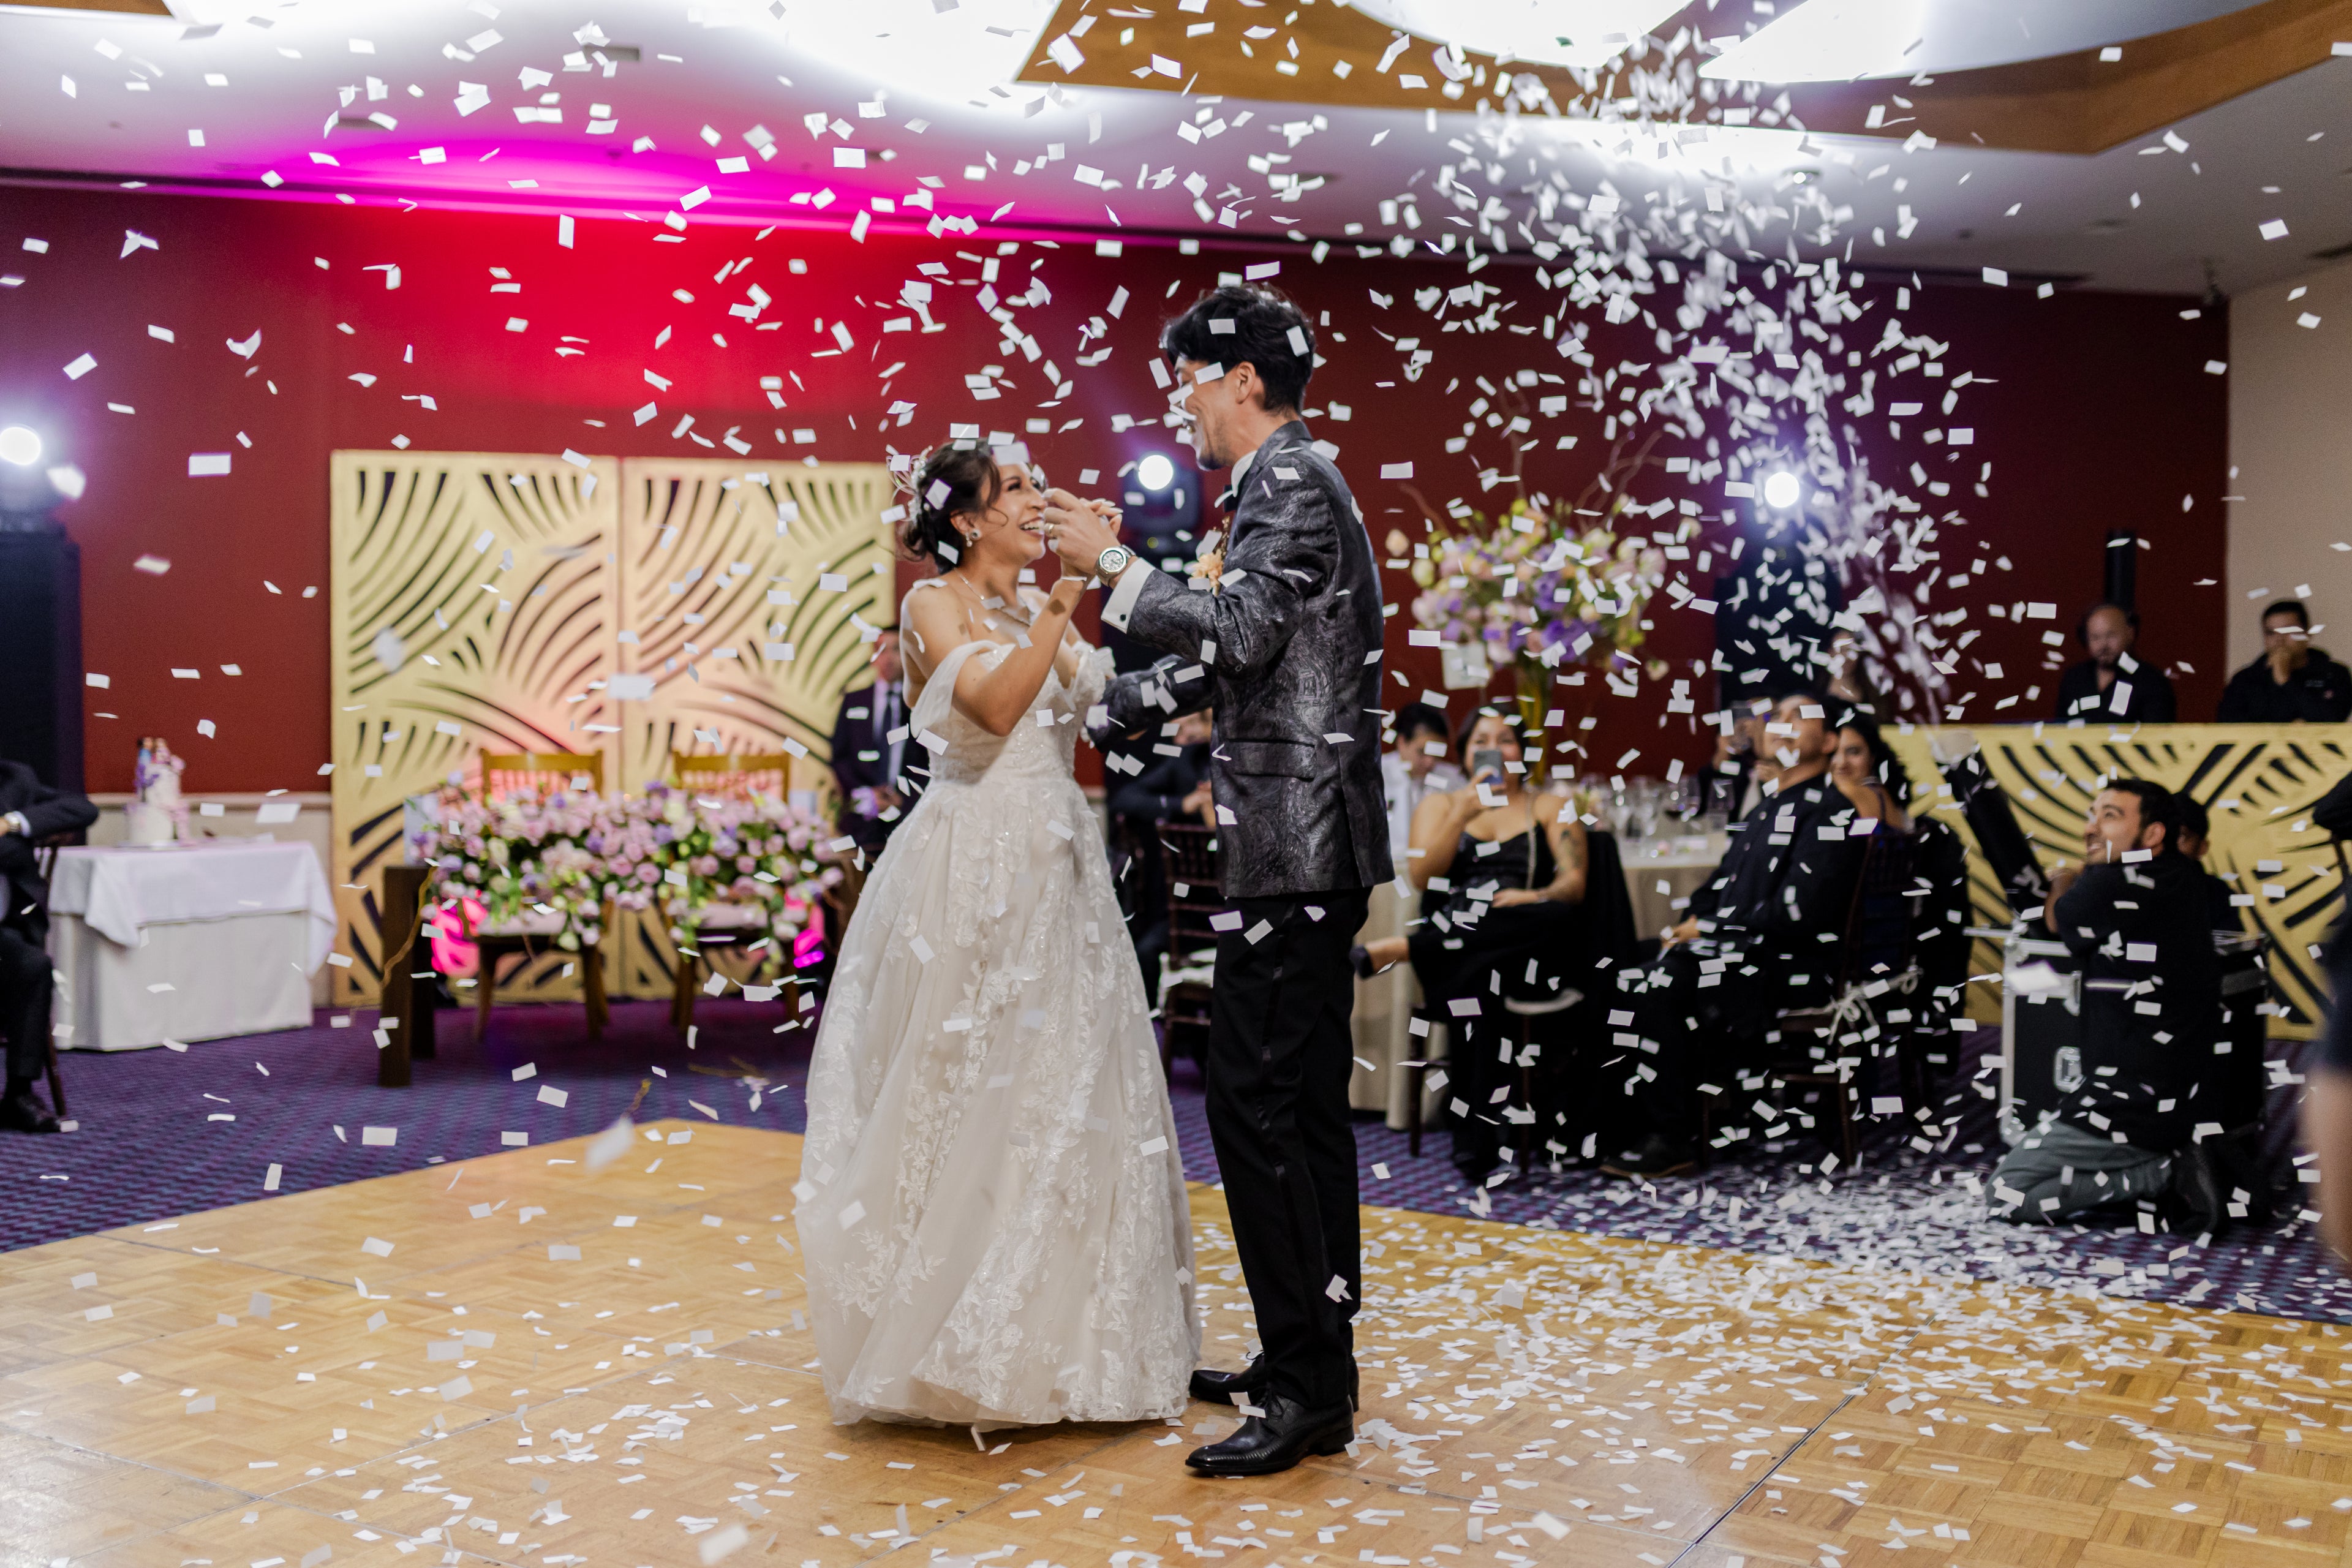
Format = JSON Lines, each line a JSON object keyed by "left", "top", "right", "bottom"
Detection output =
{"left": 47, "top": 842, "right": 335, "bottom": 1052}
{"left": 1349, "top": 882, "right": 1421, "bottom": 1128}
{"left": 1618, "top": 833, "right": 1727, "bottom": 937}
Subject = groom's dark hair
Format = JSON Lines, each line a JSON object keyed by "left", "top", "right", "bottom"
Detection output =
{"left": 1160, "top": 284, "right": 1314, "bottom": 415}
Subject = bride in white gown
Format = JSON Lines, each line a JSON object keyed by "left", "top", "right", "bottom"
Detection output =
{"left": 797, "top": 442, "right": 1199, "bottom": 1429}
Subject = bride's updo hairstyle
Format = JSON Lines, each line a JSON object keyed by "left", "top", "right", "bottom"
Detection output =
{"left": 899, "top": 442, "right": 999, "bottom": 570}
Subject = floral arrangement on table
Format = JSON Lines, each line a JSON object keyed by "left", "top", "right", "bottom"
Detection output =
{"left": 410, "top": 782, "right": 841, "bottom": 957}
{"left": 1404, "top": 494, "right": 1667, "bottom": 690}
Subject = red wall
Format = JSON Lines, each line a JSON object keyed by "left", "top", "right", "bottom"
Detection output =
{"left": 0, "top": 185, "right": 2226, "bottom": 793}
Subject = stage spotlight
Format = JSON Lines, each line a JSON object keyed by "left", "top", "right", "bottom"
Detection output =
{"left": 0, "top": 426, "right": 42, "bottom": 467}
{"left": 1136, "top": 452, "right": 1176, "bottom": 492}
{"left": 1761, "top": 470, "right": 1801, "bottom": 510}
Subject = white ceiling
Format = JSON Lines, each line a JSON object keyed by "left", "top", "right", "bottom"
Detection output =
{"left": 0, "top": 0, "right": 2346, "bottom": 299}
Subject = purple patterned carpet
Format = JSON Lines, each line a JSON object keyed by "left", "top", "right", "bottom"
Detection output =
{"left": 8, "top": 1000, "right": 2351, "bottom": 1324}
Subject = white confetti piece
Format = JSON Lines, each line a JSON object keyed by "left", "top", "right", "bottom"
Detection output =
{"left": 579, "top": 1115, "right": 637, "bottom": 1172}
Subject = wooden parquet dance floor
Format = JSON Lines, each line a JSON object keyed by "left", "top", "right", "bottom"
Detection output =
{"left": 6, "top": 1123, "right": 2352, "bottom": 1568}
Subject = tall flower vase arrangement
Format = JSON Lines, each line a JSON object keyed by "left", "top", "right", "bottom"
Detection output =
{"left": 1403, "top": 492, "right": 1666, "bottom": 781}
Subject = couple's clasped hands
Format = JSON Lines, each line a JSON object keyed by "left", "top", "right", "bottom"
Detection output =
{"left": 1033, "top": 488, "right": 1126, "bottom": 581}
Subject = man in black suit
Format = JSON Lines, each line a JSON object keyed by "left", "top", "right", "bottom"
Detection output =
{"left": 2217, "top": 599, "right": 2352, "bottom": 723}
{"left": 1987, "top": 780, "right": 2226, "bottom": 1231}
{"left": 829, "top": 627, "right": 908, "bottom": 855}
{"left": 0, "top": 759, "right": 96, "bottom": 1134}
{"left": 1599, "top": 692, "right": 1872, "bottom": 1179}
{"left": 2054, "top": 603, "right": 2177, "bottom": 723}
{"left": 2172, "top": 795, "right": 2244, "bottom": 933}
{"left": 1051, "top": 284, "right": 1390, "bottom": 1476}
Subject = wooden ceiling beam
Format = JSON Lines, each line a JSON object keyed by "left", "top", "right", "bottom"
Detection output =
{"left": 1784, "top": 0, "right": 2352, "bottom": 155}
{"left": 6, "top": 0, "right": 175, "bottom": 14}
{"left": 1018, "top": 0, "right": 2352, "bottom": 157}
{"left": 1016, "top": 0, "right": 1649, "bottom": 117}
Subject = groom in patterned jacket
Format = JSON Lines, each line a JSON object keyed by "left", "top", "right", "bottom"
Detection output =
{"left": 1046, "top": 284, "right": 1390, "bottom": 1476}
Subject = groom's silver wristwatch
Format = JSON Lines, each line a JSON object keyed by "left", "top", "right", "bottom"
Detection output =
{"left": 1093, "top": 544, "right": 1136, "bottom": 583}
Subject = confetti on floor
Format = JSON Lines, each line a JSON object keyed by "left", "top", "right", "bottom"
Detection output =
{"left": 10, "top": 1001, "right": 2346, "bottom": 1330}
{"left": 7, "top": 1116, "right": 2350, "bottom": 1568}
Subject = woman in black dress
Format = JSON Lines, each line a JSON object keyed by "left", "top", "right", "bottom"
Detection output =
{"left": 1353, "top": 706, "right": 1590, "bottom": 1182}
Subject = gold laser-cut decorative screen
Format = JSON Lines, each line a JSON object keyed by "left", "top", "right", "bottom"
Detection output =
{"left": 606, "top": 458, "right": 900, "bottom": 996}
{"left": 328, "top": 450, "right": 895, "bottom": 1005}
{"left": 1887, "top": 725, "right": 2350, "bottom": 1041}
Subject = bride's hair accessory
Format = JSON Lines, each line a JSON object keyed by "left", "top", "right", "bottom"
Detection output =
{"left": 894, "top": 440, "right": 1041, "bottom": 570}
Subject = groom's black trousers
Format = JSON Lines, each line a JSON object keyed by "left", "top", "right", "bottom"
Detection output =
{"left": 1203, "top": 886, "right": 1368, "bottom": 1412}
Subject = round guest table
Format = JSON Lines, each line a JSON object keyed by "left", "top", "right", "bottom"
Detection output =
{"left": 1620, "top": 832, "right": 1730, "bottom": 938}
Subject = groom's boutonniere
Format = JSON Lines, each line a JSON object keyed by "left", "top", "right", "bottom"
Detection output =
{"left": 1189, "top": 528, "right": 1227, "bottom": 592}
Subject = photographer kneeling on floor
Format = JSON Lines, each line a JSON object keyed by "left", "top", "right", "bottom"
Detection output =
{"left": 1987, "top": 778, "right": 2229, "bottom": 1233}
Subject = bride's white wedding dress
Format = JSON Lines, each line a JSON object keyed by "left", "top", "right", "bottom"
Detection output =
{"left": 797, "top": 616, "right": 1199, "bottom": 1428}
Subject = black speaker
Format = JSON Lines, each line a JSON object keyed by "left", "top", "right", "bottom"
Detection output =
{"left": 0, "top": 526, "right": 83, "bottom": 793}
{"left": 2103, "top": 527, "right": 2138, "bottom": 614}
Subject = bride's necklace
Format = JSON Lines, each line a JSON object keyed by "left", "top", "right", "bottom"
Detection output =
{"left": 945, "top": 568, "right": 1032, "bottom": 630}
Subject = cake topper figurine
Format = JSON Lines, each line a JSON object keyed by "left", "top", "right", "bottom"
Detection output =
{"left": 126, "top": 737, "right": 186, "bottom": 846}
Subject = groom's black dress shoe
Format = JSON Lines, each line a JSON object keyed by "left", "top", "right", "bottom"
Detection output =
{"left": 0, "top": 1088, "right": 59, "bottom": 1135}
{"left": 1189, "top": 1354, "right": 1358, "bottom": 1412}
{"left": 1185, "top": 1391, "right": 1354, "bottom": 1477}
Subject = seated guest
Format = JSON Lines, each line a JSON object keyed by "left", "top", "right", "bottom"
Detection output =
{"left": 2171, "top": 795, "right": 2243, "bottom": 933}
{"left": 1111, "top": 707, "right": 1216, "bottom": 831}
{"left": 1826, "top": 710, "right": 1909, "bottom": 829}
{"left": 1351, "top": 707, "right": 1588, "bottom": 1185}
{"left": 1823, "top": 629, "right": 1879, "bottom": 715}
{"left": 2217, "top": 599, "right": 2352, "bottom": 723}
{"left": 1598, "top": 692, "right": 1871, "bottom": 1179}
{"left": 1828, "top": 712, "right": 1974, "bottom": 1060}
{"left": 829, "top": 627, "right": 908, "bottom": 853}
{"left": 1706, "top": 697, "right": 1774, "bottom": 822}
{"left": 0, "top": 758, "right": 97, "bottom": 1134}
{"left": 2054, "top": 603, "right": 2177, "bottom": 723}
{"left": 1109, "top": 707, "right": 1214, "bottom": 986}
{"left": 1381, "top": 702, "right": 1465, "bottom": 869}
{"left": 1987, "top": 780, "right": 2226, "bottom": 1231}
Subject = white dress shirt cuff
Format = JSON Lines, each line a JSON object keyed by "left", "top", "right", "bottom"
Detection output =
{"left": 4, "top": 812, "right": 27, "bottom": 837}
{"left": 1102, "top": 560, "right": 1152, "bottom": 633}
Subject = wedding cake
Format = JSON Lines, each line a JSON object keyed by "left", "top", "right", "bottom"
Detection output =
{"left": 126, "top": 737, "right": 186, "bottom": 846}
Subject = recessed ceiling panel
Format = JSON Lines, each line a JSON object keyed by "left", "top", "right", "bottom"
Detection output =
{"left": 1707, "top": 0, "right": 2274, "bottom": 82}
{"left": 1347, "top": 0, "right": 1686, "bottom": 72}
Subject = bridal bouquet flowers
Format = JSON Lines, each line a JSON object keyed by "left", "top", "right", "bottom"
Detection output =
{"left": 412, "top": 782, "right": 839, "bottom": 954}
